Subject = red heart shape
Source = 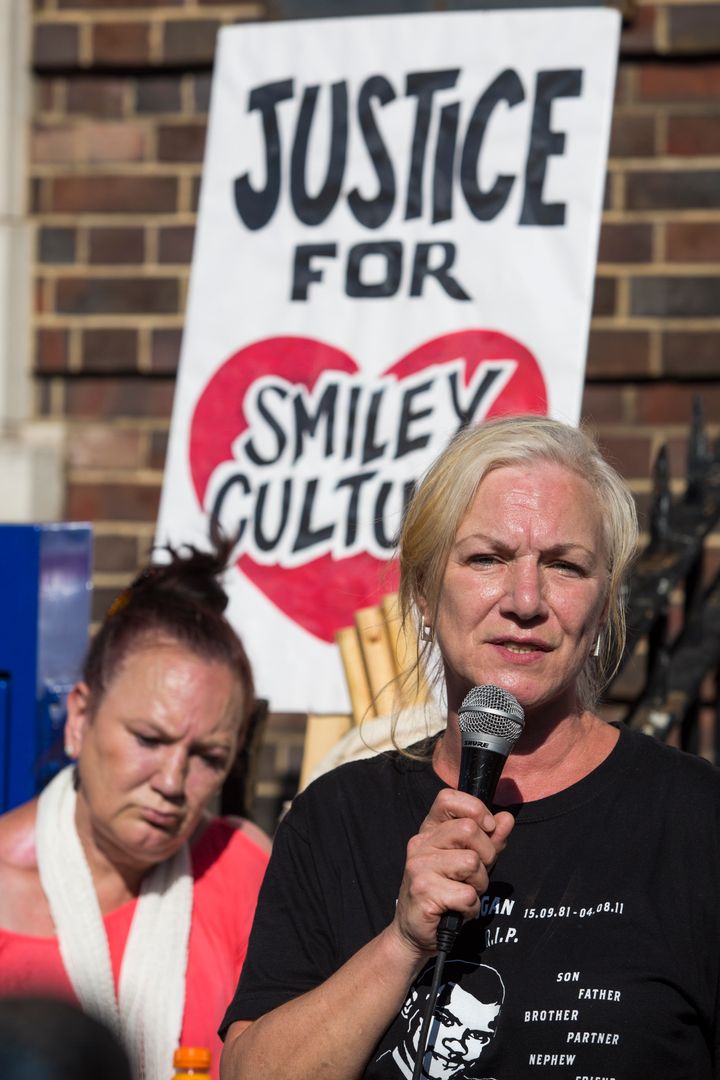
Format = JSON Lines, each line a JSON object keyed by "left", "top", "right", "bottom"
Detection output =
{"left": 190, "top": 330, "right": 546, "bottom": 642}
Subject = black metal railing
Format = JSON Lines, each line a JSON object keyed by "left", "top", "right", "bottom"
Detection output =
{"left": 611, "top": 398, "right": 720, "bottom": 759}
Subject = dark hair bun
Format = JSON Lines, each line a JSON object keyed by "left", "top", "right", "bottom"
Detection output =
{"left": 131, "top": 537, "right": 234, "bottom": 615}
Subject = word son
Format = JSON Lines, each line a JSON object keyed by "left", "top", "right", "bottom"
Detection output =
{"left": 233, "top": 66, "right": 583, "bottom": 300}
{"left": 207, "top": 359, "right": 516, "bottom": 566}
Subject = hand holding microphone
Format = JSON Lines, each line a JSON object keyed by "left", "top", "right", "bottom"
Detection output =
{"left": 408, "top": 685, "right": 524, "bottom": 1080}
{"left": 393, "top": 685, "right": 524, "bottom": 961}
{"left": 436, "top": 684, "right": 525, "bottom": 950}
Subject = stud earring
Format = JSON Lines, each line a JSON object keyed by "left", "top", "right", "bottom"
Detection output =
{"left": 420, "top": 616, "right": 433, "bottom": 642}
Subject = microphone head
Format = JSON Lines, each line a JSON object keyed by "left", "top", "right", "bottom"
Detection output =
{"left": 458, "top": 685, "right": 525, "bottom": 755}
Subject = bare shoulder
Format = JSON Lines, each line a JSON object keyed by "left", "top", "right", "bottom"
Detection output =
{"left": 222, "top": 815, "right": 273, "bottom": 855}
{"left": 0, "top": 799, "right": 39, "bottom": 870}
{"left": 0, "top": 799, "right": 54, "bottom": 934}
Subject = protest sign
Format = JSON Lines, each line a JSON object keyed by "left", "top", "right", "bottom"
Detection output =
{"left": 157, "top": 9, "right": 620, "bottom": 711}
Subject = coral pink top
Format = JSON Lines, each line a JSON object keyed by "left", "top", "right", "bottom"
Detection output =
{"left": 0, "top": 818, "right": 268, "bottom": 1079}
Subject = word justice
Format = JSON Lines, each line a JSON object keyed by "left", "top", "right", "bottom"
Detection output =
{"left": 234, "top": 67, "right": 584, "bottom": 231}
{"left": 206, "top": 359, "right": 515, "bottom": 566}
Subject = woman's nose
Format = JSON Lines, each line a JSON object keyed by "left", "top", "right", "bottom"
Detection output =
{"left": 154, "top": 747, "right": 187, "bottom": 799}
{"left": 499, "top": 558, "right": 547, "bottom": 620}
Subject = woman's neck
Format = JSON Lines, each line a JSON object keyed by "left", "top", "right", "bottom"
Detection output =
{"left": 433, "top": 708, "right": 619, "bottom": 805}
{"left": 73, "top": 798, "right": 145, "bottom": 911}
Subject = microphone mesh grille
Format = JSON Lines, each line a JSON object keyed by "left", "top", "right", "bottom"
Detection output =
{"left": 458, "top": 685, "right": 525, "bottom": 743}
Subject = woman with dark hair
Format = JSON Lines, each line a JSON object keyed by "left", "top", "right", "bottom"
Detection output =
{"left": 0, "top": 996, "right": 133, "bottom": 1080}
{"left": 220, "top": 415, "right": 720, "bottom": 1080}
{"left": 0, "top": 542, "right": 269, "bottom": 1080}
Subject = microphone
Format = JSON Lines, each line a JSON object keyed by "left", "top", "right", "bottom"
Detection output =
{"left": 437, "top": 684, "right": 525, "bottom": 950}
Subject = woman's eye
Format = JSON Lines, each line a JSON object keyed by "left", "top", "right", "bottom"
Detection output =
{"left": 134, "top": 733, "right": 160, "bottom": 748}
{"left": 468, "top": 553, "right": 500, "bottom": 566}
{"left": 199, "top": 753, "right": 227, "bottom": 771}
{"left": 550, "top": 560, "right": 584, "bottom": 576}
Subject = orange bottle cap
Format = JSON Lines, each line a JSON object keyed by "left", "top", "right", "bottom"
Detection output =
{"left": 173, "top": 1046, "right": 212, "bottom": 1070}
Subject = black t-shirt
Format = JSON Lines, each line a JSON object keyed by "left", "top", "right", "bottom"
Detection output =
{"left": 222, "top": 725, "right": 720, "bottom": 1078}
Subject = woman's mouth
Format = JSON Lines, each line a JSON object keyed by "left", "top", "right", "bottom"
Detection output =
{"left": 142, "top": 807, "right": 182, "bottom": 830}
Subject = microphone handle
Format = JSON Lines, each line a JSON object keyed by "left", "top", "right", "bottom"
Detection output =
{"left": 437, "top": 746, "right": 508, "bottom": 948}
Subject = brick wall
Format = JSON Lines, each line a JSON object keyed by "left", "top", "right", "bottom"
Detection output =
{"left": 29, "top": 0, "right": 720, "bottom": 830}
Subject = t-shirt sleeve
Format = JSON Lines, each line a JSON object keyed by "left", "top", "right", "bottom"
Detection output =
{"left": 219, "top": 793, "right": 337, "bottom": 1035}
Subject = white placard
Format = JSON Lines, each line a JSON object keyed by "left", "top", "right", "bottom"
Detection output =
{"left": 157, "top": 9, "right": 620, "bottom": 712}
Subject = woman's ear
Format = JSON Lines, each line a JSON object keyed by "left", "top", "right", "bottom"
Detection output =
{"left": 64, "top": 682, "right": 92, "bottom": 759}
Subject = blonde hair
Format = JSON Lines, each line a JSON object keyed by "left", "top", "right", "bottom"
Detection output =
{"left": 398, "top": 415, "right": 639, "bottom": 711}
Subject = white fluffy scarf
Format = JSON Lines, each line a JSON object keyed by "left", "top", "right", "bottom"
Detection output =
{"left": 36, "top": 766, "right": 193, "bottom": 1080}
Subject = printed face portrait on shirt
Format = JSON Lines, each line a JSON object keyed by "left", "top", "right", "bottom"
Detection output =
{"left": 374, "top": 959, "right": 504, "bottom": 1080}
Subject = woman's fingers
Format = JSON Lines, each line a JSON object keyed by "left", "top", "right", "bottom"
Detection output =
{"left": 393, "top": 789, "right": 516, "bottom": 954}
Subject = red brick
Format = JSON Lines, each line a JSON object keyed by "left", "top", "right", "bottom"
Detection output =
{"left": 591, "top": 277, "right": 617, "bottom": 317}
{"left": 32, "top": 123, "right": 82, "bottom": 164}
{"left": 33, "top": 121, "right": 147, "bottom": 165}
{"left": 49, "top": 176, "right": 177, "bottom": 213}
{"left": 586, "top": 329, "right": 651, "bottom": 378}
{"left": 636, "top": 383, "right": 720, "bottom": 423}
{"left": 68, "top": 481, "right": 161, "bottom": 523}
{"left": 64, "top": 377, "right": 175, "bottom": 419}
{"left": 86, "top": 122, "right": 147, "bottom": 163}
{"left": 66, "top": 77, "right": 127, "bottom": 118}
{"left": 57, "top": 276, "right": 179, "bottom": 316}
{"left": 625, "top": 170, "right": 720, "bottom": 211}
{"left": 666, "top": 115, "right": 720, "bottom": 156}
{"left": 619, "top": 4, "right": 658, "bottom": 54}
{"left": 667, "top": 6, "right": 720, "bottom": 54}
{"left": 608, "top": 114, "right": 656, "bottom": 158}
{"left": 157, "top": 123, "right": 207, "bottom": 163}
{"left": 58, "top": 0, "right": 180, "bottom": 7}
{"left": 35, "top": 379, "right": 55, "bottom": 419}
{"left": 81, "top": 328, "right": 139, "bottom": 371}
{"left": 35, "top": 78, "right": 56, "bottom": 114}
{"left": 581, "top": 385, "right": 629, "bottom": 423}
{"left": 638, "top": 63, "right": 720, "bottom": 102}
{"left": 35, "top": 328, "right": 70, "bottom": 373}
{"left": 598, "top": 222, "right": 653, "bottom": 264}
{"left": 163, "top": 20, "right": 220, "bottom": 65}
{"left": 630, "top": 276, "right": 720, "bottom": 318}
{"left": 190, "top": 176, "right": 202, "bottom": 213}
{"left": 594, "top": 433, "right": 653, "bottom": 479}
{"left": 88, "top": 227, "right": 145, "bottom": 265}
{"left": 136, "top": 77, "right": 182, "bottom": 115}
{"left": 150, "top": 328, "right": 182, "bottom": 373}
{"left": 193, "top": 74, "right": 212, "bottom": 114}
{"left": 92, "top": 533, "right": 139, "bottom": 574}
{"left": 158, "top": 226, "right": 194, "bottom": 265}
{"left": 92, "top": 22, "right": 151, "bottom": 66}
{"left": 665, "top": 222, "right": 720, "bottom": 263}
{"left": 38, "top": 226, "right": 76, "bottom": 264}
{"left": 662, "top": 331, "right": 720, "bottom": 377}
{"left": 67, "top": 424, "right": 144, "bottom": 468}
{"left": 33, "top": 23, "right": 80, "bottom": 68}
{"left": 149, "top": 430, "right": 168, "bottom": 470}
{"left": 613, "top": 65, "right": 635, "bottom": 108}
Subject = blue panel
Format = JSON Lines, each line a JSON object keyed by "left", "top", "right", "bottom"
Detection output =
{"left": 0, "top": 523, "right": 92, "bottom": 811}
{"left": 0, "top": 674, "right": 9, "bottom": 811}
